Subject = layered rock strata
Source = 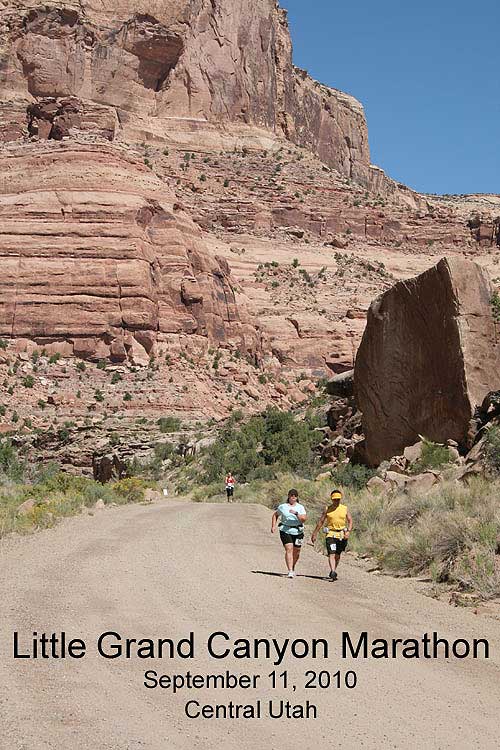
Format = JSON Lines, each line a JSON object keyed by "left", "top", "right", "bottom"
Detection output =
{"left": 0, "top": 140, "right": 260, "bottom": 362}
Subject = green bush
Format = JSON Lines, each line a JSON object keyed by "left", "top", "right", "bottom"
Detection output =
{"left": 409, "top": 439, "right": 451, "bottom": 474}
{"left": 201, "top": 408, "right": 321, "bottom": 484}
{"left": 0, "top": 439, "right": 25, "bottom": 481}
{"left": 158, "top": 416, "right": 182, "bottom": 433}
{"left": 491, "top": 291, "right": 500, "bottom": 323}
{"left": 484, "top": 426, "right": 500, "bottom": 475}
{"left": 113, "top": 477, "right": 150, "bottom": 504}
{"left": 154, "top": 443, "right": 174, "bottom": 461}
{"left": 331, "top": 462, "right": 375, "bottom": 490}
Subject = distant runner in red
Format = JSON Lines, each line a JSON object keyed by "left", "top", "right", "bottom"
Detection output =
{"left": 225, "top": 472, "right": 235, "bottom": 502}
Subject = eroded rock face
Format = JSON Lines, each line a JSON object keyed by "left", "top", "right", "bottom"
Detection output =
{"left": 26, "top": 97, "right": 118, "bottom": 140}
{"left": 354, "top": 258, "right": 500, "bottom": 466}
{"left": 0, "top": 0, "right": 371, "bottom": 181}
{"left": 0, "top": 140, "right": 260, "bottom": 361}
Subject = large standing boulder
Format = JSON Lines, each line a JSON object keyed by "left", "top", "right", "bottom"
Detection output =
{"left": 355, "top": 258, "right": 500, "bottom": 466}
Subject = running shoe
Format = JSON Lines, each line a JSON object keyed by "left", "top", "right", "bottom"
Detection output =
{"left": 329, "top": 571, "right": 338, "bottom": 581}
{"left": 288, "top": 571, "right": 295, "bottom": 578}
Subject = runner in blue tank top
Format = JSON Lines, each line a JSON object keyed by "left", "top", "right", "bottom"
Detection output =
{"left": 271, "top": 489, "right": 307, "bottom": 579}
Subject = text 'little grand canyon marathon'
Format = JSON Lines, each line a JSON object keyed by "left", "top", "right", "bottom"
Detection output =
{"left": 0, "top": 1, "right": 499, "bottom": 749}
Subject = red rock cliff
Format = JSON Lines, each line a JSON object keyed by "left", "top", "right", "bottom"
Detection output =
{"left": 0, "top": 0, "right": 371, "bottom": 181}
{"left": 0, "top": 139, "right": 261, "bottom": 361}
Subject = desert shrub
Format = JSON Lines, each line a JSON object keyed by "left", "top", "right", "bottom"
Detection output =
{"left": 0, "top": 439, "right": 25, "bottom": 481}
{"left": 56, "top": 426, "right": 70, "bottom": 444}
{"left": 375, "top": 523, "right": 434, "bottom": 576}
{"left": 350, "top": 476, "right": 500, "bottom": 599}
{"left": 192, "top": 481, "right": 224, "bottom": 502}
{"left": 453, "top": 547, "right": 500, "bottom": 600}
{"left": 409, "top": 439, "right": 451, "bottom": 474}
{"left": 29, "top": 471, "right": 89, "bottom": 498}
{"left": 154, "top": 443, "right": 174, "bottom": 461}
{"left": 111, "top": 477, "right": 150, "bottom": 504}
{"left": 331, "top": 462, "right": 375, "bottom": 490}
{"left": 483, "top": 425, "right": 500, "bottom": 475}
{"left": 379, "top": 493, "right": 432, "bottom": 527}
{"left": 201, "top": 408, "right": 321, "bottom": 484}
{"left": 158, "top": 416, "right": 182, "bottom": 433}
{"left": 491, "top": 291, "right": 500, "bottom": 323}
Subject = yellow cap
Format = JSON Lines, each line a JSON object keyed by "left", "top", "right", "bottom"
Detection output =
{"left": 330, "top": 490, "right": 343, "bottom": 500}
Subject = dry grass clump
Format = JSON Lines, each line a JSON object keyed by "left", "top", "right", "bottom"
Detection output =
{"left": 348, "top": 476, "right": 500, "bottom": 600}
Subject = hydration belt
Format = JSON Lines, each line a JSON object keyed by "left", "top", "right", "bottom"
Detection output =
{"left": 280, "top": 524, "right": 304, "bottom": 534}
{"left": 324, "top": 526, "right": 348, "bottom": 540}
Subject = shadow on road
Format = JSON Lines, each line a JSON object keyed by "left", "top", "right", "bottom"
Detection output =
{"left": 252, "top": 570, "right": 330, "bottom": 582}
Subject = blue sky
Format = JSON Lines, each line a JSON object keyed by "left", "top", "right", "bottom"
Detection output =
{"left": 283, "top": 0, "right": 499, "bottom": 195}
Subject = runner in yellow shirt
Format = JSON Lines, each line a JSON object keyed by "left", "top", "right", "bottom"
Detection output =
{"left": 311, "top": 490, "right": 353, "bottom": 581}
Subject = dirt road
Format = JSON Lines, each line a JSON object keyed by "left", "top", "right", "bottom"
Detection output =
{"left": 0, "top": 500, "right": 498, "bottom": 749}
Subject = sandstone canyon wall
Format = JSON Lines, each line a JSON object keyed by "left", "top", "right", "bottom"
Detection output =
{"left": 0, "top": 0, "right": 371, "bottom": 181}
{"left": 0, "top": 139, "right": 260, "bottom": 361}
{"left": 0, "top": 0, "right": 377, "bottom": 362}
{"left": 0, "top": 0, "right": 496, "bottom": 376}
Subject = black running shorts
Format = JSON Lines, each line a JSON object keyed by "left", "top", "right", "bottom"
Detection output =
{"left": 325, "top": 537, "right": 348, "bottom": 555}
{"left": 280, "top": 531, "right": 304, "bottom": 547}
{"left": 226, "top": 486, "right": 234, "bottom": 497}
